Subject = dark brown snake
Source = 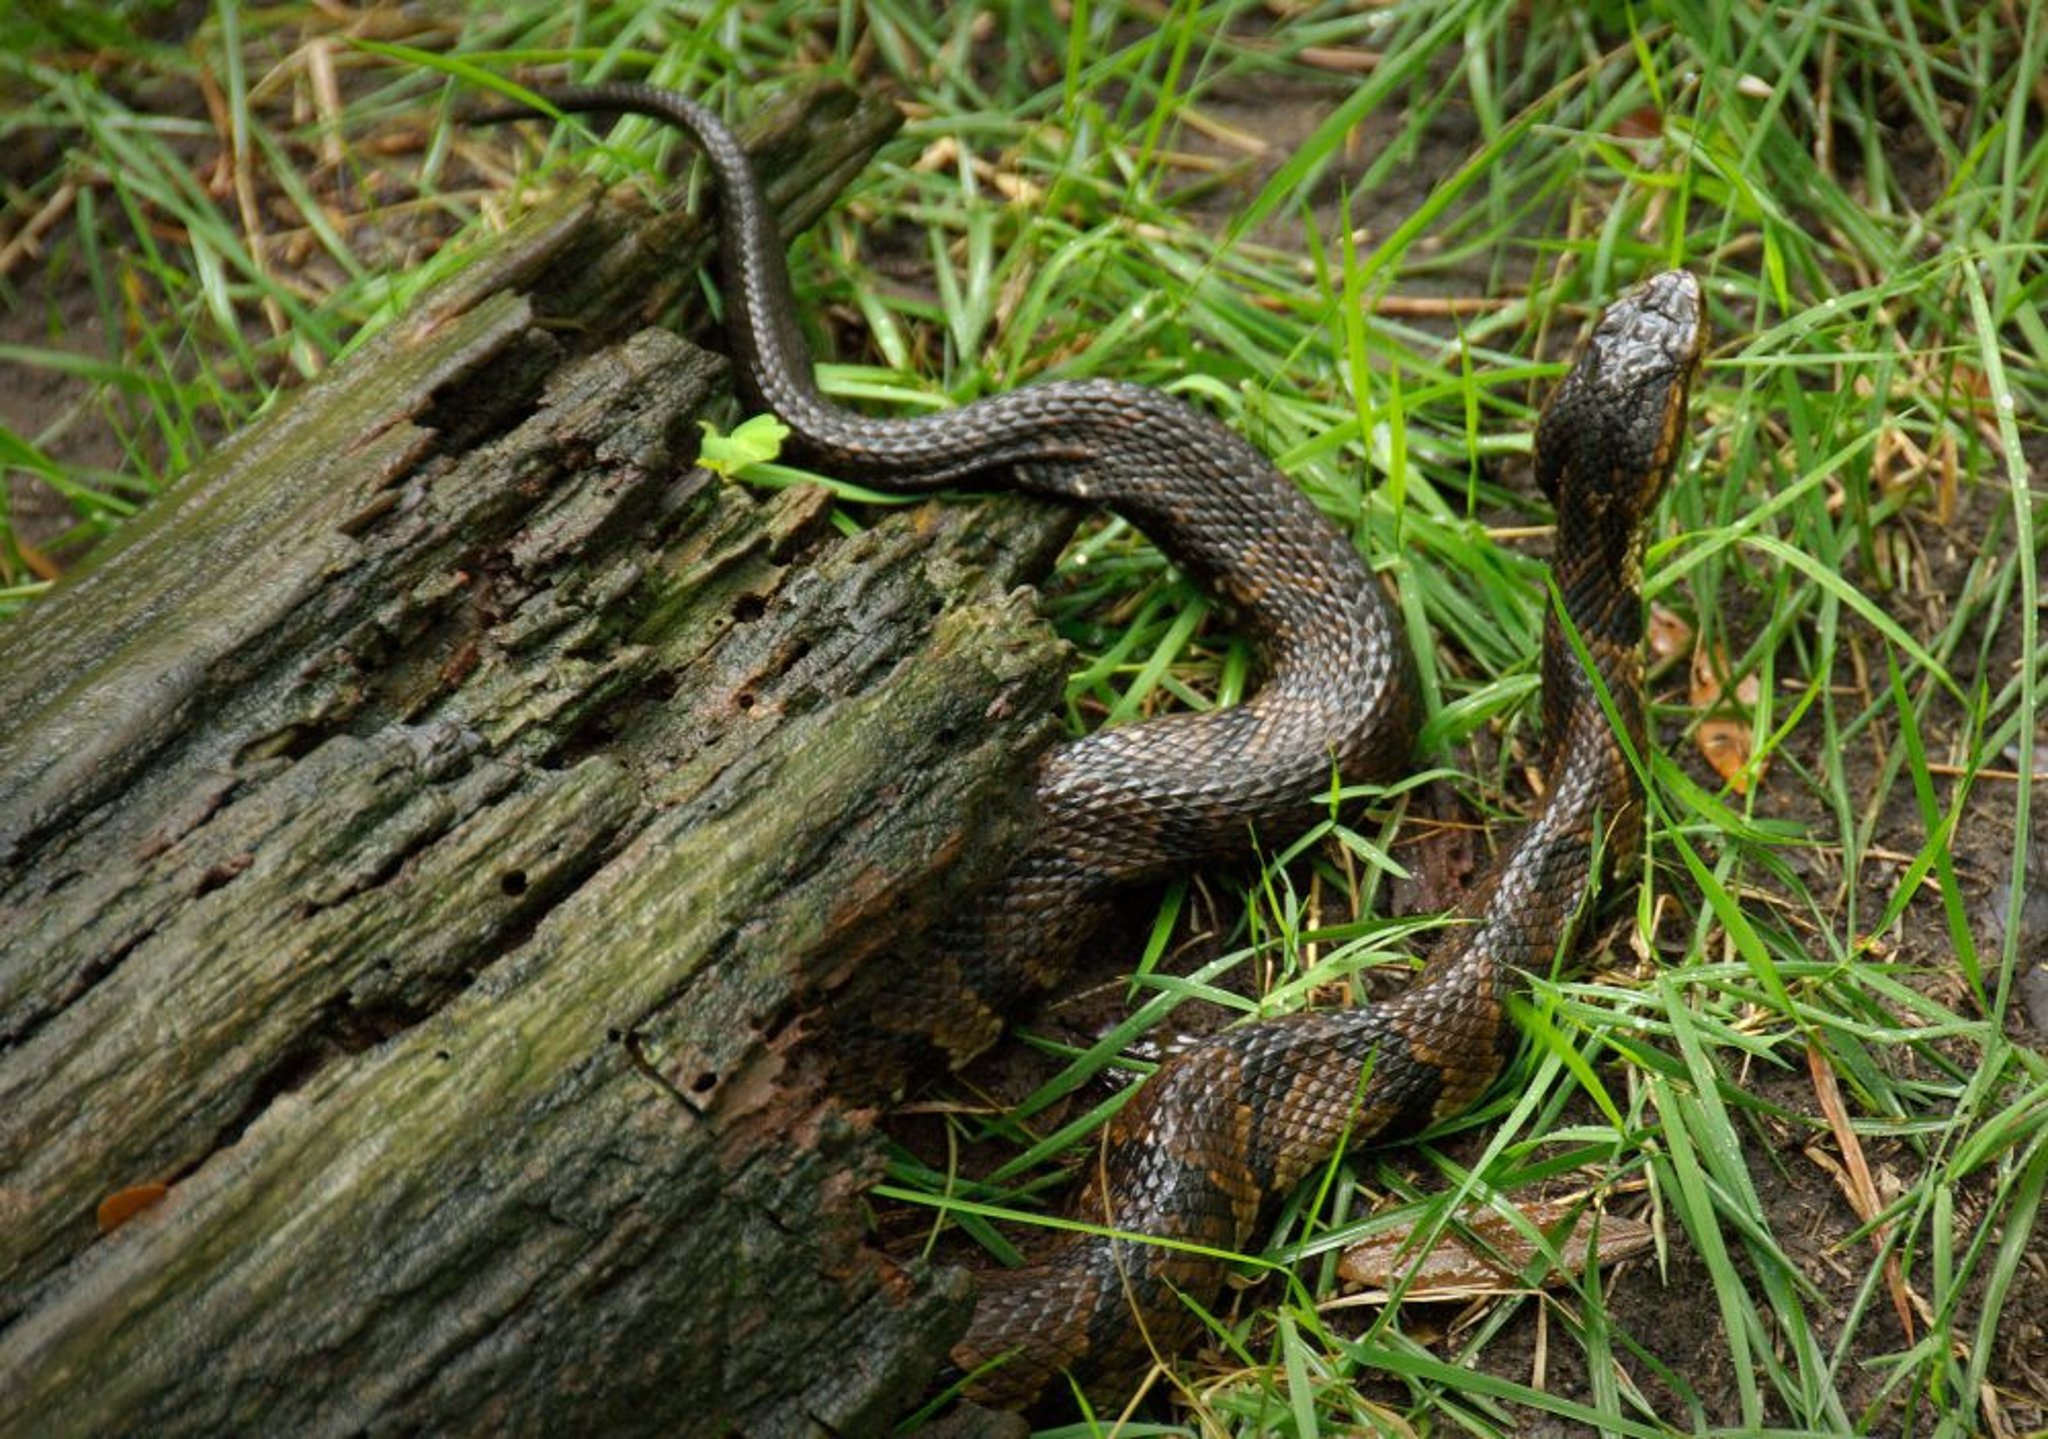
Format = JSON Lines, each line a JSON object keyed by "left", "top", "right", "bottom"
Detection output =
{"left": 473, "top": 83, "right": 1705, "bottom": 1412}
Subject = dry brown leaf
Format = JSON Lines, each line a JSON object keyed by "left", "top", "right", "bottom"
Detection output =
{"left": 96, "top": 1182, "right": 169, "bottom": 1234}
{"left": 1806, "top": 1042, "right": 1919, "bottom": 1341}
{"left": 1696, "top": 718, "right": 1754, "bottom": 792}
{"left": 911, "top": 135, "right": 959, "bottom": 172}
{"left": 1337, "top": 1198, "right": 1652, "bottom": 1300}
{"left": 1689, "top": 644, "right": 1720, "bottom": 708}
{"left": 1689, "top": 641, "right": 1761, "bottom": 708}
{"left": 1946, "top": 360, "right": 1993, "bottom": 407}
{"left": 1614, "top": 105, "right": 1663, "bottom": 140}
{"left": 1649, "top": 605, "right": 1693, "bottom": 666}
{"left": 1690, "top": 640, "right": 1762, "bottom": 793}
{"left": 15, "top": 534, "right": 62, "bottom": 583}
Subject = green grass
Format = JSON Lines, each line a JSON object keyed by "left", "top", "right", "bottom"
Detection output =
{"left": 5, "top": 2, "right": 2044, "bottom": 1435}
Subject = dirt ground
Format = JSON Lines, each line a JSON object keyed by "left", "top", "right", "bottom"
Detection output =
{"left": 4, "top": 21, "right": 2042, "bottom": 1439}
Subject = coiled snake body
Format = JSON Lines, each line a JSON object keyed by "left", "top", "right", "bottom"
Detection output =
{"left": 475, "top": 83, "right": 1704, "bottom": 1410}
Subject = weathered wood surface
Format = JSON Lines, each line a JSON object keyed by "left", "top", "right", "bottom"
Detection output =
{"left": 0, "top": 84, "right": 1071, "bottom": 1437}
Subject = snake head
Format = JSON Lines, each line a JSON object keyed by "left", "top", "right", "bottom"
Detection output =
{"left": 1535, "top": 269, "right": 1706, "bottom": 519}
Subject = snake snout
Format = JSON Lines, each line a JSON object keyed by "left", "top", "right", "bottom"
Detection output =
{"left": 1591, "top": 270, "right": 1705, "bottom": 393}
{"left": 1632, "top": 268, "right": 1704, "bottom": 328}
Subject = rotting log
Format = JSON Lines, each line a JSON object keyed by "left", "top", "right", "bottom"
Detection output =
{"left": 0, "top": 83, "right": 1070, "bottom": 1437}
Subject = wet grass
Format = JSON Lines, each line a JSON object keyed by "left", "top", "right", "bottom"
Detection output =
{"left": 4, "top": 2, "right": 2043, "bottom": 1435}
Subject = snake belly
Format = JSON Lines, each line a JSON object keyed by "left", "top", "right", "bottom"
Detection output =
{"left": 471, "top": 84, "right": 1703, "bottom": 1410}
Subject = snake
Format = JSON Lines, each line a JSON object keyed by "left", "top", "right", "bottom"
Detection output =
{"left": 470, "top": 82, "right": 1705, "bottom": 1412}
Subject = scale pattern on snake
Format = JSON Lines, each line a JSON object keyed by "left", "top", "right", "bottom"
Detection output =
{"left": 472, "top": 82, "right": 1705, "bottom": 1411}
